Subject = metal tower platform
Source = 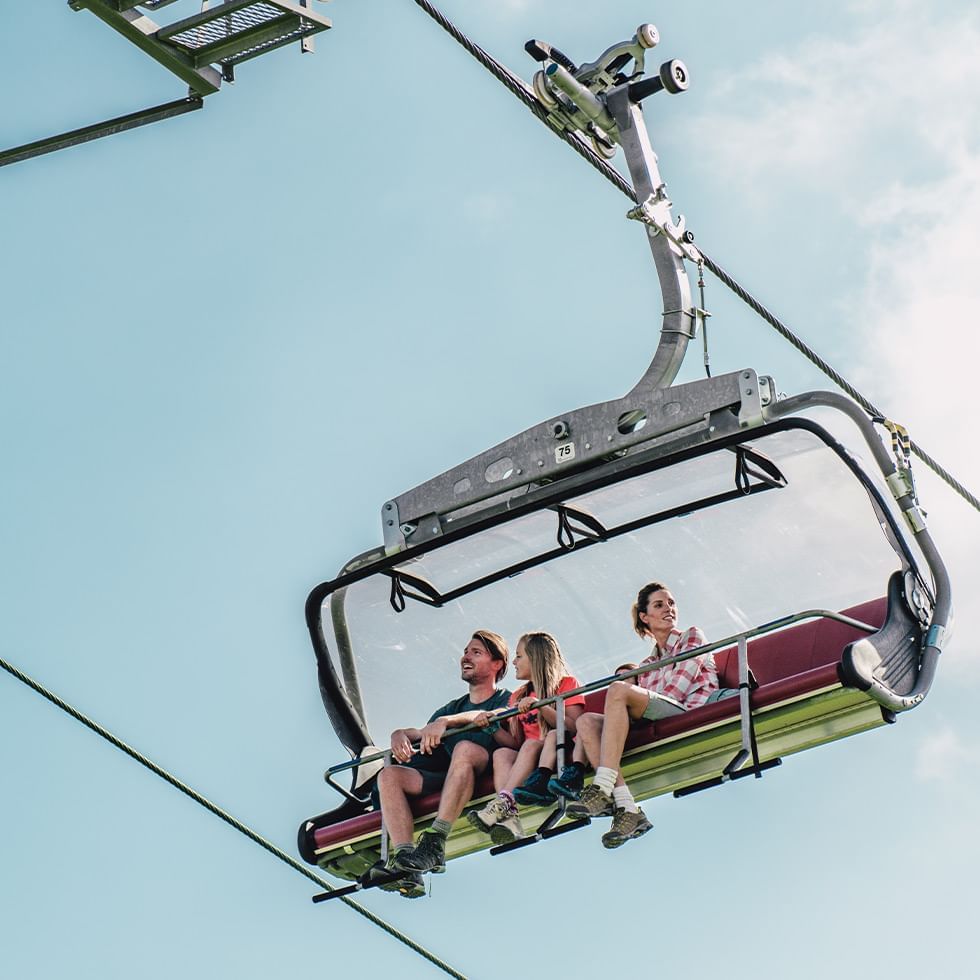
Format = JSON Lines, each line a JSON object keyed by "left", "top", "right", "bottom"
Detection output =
{"left": 1, "top": 1, "right": 332, "bottom": 168}
{"left": 71, "top": 1, "right": 333, "bottom": 94}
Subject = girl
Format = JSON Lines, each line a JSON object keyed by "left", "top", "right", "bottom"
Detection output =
{"left": 466, "top": 631, "right": 586, "bottom": 843}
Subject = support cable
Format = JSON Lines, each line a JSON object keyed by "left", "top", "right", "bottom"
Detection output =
{"left": 0, "top": 654, "right": 467, "bottom": 980}
{"left": 409, "top": 0, "right": 980, "bottom": 515}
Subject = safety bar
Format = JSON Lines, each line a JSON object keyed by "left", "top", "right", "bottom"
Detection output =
{"left": 323, "top": 608, "right": 877, "bottom": 781}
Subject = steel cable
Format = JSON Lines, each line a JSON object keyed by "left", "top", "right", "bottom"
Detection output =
{"left": 410, "top": 0, "right": 980, "bottom": 515}
{"left": 0, "top": 655, "right": 467, "bottom": 980}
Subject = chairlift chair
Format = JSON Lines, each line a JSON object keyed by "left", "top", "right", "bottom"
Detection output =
{"left": 297, "top": 25, "right": 951, "bottom": 888}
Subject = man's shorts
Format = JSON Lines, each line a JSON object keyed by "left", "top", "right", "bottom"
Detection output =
{"left": 402, "top": 748, "right": 452, "bottom": 795}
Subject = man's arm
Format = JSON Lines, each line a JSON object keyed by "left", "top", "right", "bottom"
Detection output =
{"left": 390, "top": 727, "right": 424, "bottom": 763}
{"left": 416, "top": 709, "right": 502, "bottom": 753}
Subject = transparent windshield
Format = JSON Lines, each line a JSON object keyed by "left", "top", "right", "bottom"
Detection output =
{"left": 322, "top": 426, "right": 909, "bottom": 745}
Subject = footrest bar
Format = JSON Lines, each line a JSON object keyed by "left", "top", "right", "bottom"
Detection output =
{"left": 729, "top": 757, "right": 782, "bottom": 781}
{"left": 312, "top": 881, "right": 363, "bottom": 903}
{"left": 673, "top": 757, "right": 782, "bottom": 798}
{"left": 489, "top": 834, "right": 542, "bottom": 856}
{"left": 539, "top": 816, "right": 591, "bottom": 839}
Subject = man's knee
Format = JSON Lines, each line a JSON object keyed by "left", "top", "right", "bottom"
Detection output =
{"left": 378, "top": 764, "right": 419, "bottom": 796}
{"left": 448, "top": 740, "right": 490, "bottom": 772}
{"left": 577, "top": 711, "right": 603, "bottom": 735}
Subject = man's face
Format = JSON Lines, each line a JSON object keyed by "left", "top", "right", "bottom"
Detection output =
{"left": 460, "top": 637, "right": 498, "bottom": 684}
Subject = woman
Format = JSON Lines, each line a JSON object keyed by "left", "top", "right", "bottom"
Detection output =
{"left": 466, "top": 631, "right": 585, "bottom": 843}
{"left": 552, "top": 582, "right": 717, "bottom": 848}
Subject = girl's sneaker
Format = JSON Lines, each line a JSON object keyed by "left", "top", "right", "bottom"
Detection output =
{"left": 547, "top": 763, "right": 586, "bottom": 800}
{"left": 466, "top": 795, "right": 513, "bottom": 834}
{"left": 513, "top": 769, "right": 558, "bottom": 806}
{"left": 489, "top": 804, "right": 525, "bottom": 845}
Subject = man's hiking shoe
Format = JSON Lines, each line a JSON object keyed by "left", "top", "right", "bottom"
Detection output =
{"left": 547, "top": 763, "right": 585, "bottom": 801}
{"left": 394, "top": 829, "right": 447, "bottom": 874}
{"left": 489, "top": 806, "right": 525, "bottom": 845}
{"left": 466, "top": 795, "right": 512, "bottom": 834}
{"left": 366, "top": 858, "right": 426, "bottom": 899}
{"left": 566, "top": 782, "right": 613, "bottom": 818}
{"left": 601, "top": 807, "right": 653, "bottom": 849}
{"left": 513, "top": 769, "right": 558, "bottom": 807}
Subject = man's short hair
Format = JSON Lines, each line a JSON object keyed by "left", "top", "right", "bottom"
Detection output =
{"left": 471, "top": 629, "right": 509, "bottom": 684}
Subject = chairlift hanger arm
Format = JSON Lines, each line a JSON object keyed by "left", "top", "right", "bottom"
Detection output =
{"left": 528, "top": 25, "right": 701, "bottom": 395}
{"left": 381, "top": 25, "right": 730, "bottom": 554}
{"left": 765, "top": 391, "right": 952, "bottom": 712}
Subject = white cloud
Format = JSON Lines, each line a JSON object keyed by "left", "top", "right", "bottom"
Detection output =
{"left": 686, "top": 2, "right": 980, "bottom": 678}
{"left": 914, "top": 726, "right": 978, "bottom": 783}
{"left": 695, "top": 3, "right": 980, "bottom": 208}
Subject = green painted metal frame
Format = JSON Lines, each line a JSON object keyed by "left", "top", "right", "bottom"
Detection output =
{"left": 313, "top": 672, "right": 887, "bottom": 880}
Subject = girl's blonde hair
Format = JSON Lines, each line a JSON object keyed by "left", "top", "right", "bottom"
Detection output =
{"left": 514, "top": 631, "right": 571, "bottom": 737}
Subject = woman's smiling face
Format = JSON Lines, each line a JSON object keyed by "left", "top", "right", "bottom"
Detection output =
{"left": 639, "top": 589, "right": 677, "bottom": 636}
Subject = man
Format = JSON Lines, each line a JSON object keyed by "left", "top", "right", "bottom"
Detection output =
{"left": 549, "top": 582, "right": 717, "bottom": 848}
{"left": 370, "top": 629, "right": 511, "bottom": 897}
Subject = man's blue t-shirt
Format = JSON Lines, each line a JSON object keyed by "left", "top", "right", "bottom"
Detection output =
{"left": 427, "top": 689, "right": 511, "bottom": 754}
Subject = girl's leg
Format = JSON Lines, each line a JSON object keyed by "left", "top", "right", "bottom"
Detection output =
{"left": 491, "top": 747, "right": 518, "bottom": 792}
{"left": 502, "top": 739, "right": 543, "bottom": 792}
{"left": 539, "top": 729, "right": 558, "bottom": 771}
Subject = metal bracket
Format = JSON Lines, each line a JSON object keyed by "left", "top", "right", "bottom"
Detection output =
{"left": 737, "top": 369, "right": 765, "bottom": 428}
{"left": 382, "top": 369, "right": 774, "bottom": 551}
{"left": 627, "top": 193, "right": 702, "bottom": 265}
{"left": 886, "top": 469, "right": 915, "bottom": 501}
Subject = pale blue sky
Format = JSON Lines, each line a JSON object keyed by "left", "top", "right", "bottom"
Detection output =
{"left": 2, "top": 2, "right": 978, "bottom": 978}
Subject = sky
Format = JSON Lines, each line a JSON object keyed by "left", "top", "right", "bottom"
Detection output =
{"left": 2, "top": 1, "right": 978, "bottom": 977}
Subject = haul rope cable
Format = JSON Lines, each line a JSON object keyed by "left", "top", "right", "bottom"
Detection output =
{"left": 410, "top": 0, "right": 980, "bottom": 515}
{"left": 0, "top": 654, "right": 467, "bottom": 980}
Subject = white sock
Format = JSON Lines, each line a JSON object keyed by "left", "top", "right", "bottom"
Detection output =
{"left": 593, "top": 767, "right": 617, "bottom": 796}
{"left": 613, "top": 784, "right": 639, "bottom": 813}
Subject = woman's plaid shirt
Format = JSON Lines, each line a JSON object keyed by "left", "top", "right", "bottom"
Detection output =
{"left": 637, "top": 626, "right": 718, "bottom": 709}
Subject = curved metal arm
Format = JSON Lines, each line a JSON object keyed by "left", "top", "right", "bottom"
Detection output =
{"left": 765, "top": 391, "right": 952, "bottom": 711}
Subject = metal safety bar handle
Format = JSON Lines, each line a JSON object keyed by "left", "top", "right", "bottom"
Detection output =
{"left": 324, "top": 608, "right": 877, "bottom": 781}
